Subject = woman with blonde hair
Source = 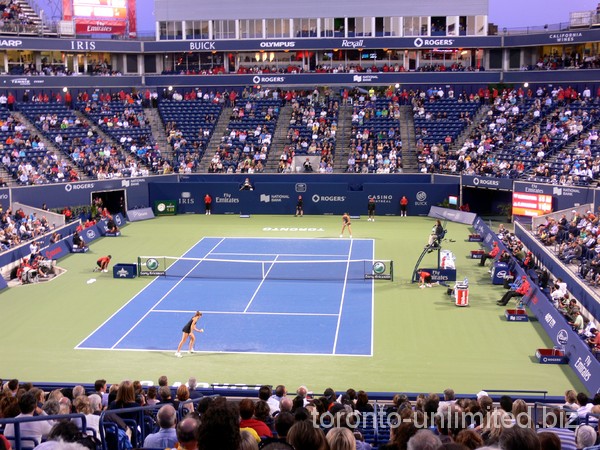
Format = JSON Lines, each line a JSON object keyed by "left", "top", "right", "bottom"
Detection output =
{"left": 511, "top": 399, "right": 532, "bottom": 428}
{"left": 326, "top": 427, "right": 356, "bottom": 450}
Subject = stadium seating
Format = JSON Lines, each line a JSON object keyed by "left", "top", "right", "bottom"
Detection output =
{"left": 348, "top": 96, "right": 403, "bottom": 173}
{"left": 158, "top": 98, "right": 223, "bottom": 172}
{"left": 208, "top": 97, "right": 281, "bottom": 173}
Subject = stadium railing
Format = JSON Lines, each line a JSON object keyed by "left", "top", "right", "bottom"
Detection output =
{"left": 0, "top": 413, "right": 88, "bottom": 450}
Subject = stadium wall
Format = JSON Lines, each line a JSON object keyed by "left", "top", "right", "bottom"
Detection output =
{"left": 515, "top": 222, "right": 600, "bottom": 330}
{"left": 149, "top": 178, "right": 457, "bottom": 215}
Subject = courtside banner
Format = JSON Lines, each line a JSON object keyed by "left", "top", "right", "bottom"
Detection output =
{"left": 81, "top": 225, "right": 103, "bottom": 244}
{"left": 515, "top": 222, "right": 600, "bottom": 323}
{"left": 42, "top": 240, "right": 70, "bottom": 261}
{"left": 523, "top": 285, "right": 600, "bottom": 393}
{"left": 128, "top": 207, "right": 156, "bottom": 221}
{"left": 0, "top": 221, "right": 80, "bottom": 267}
{"left": 428, "top": 206, "right": 476, "bottom": 225}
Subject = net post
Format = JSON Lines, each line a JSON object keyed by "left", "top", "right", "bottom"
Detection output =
{"left": 137, "top": 256, "right": 141, "bottom": 277}
{"left": 390, "top": 260, "right": 394, "bottom": 282}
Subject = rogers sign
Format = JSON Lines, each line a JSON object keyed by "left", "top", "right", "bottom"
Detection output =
{"left": 414, "top": 38, "right": 455, "bottom": 47}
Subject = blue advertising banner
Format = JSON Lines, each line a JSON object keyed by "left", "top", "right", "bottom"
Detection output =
{"left": 0, "top": 37, "right": 141, "bottom": 52}
{"left": 0, "top": 187, "right": 10, "bottom": 209}
{"left": 523, "top": 285, "right": 600, "bottom": 393}
{"left": 515, "top": 222, "right": 600, "bottom": 327}
{"left": 148, "top": 181, "right": 459, "bottom": 216}
{"left": 144, "top": 35, "right": 502, "bottom": 53}
{"left": 504, "top": 70, "right": 600, "bottom": 85}
{"left": 145, "top": 71, "right": 501, "bottom": 88}
{"left": 461, "top": 174, "right": 513, "bottom": 191}
{"left": 96, "top": 213, "right": 126, "bottom": 235}
{"left": 504, "top": 29, "right": 600, "bottom": 47}
{"left": 428, "top": 206, "right": 476, "bottom": 225}
{"left": 480, "top": 218, "right": 600, "bottom": 394}
{"left": 0, "top": 221, "right": 80, "bottom": 267}
{"left": 2, "top": 76, "right": 143, "bottom": 89}
{"left": 81, "top": 225, "right": 102, "bottom": 244}
{"left": 513, "top": 181, "right": 593, "bottom": 213}
{"left": 11, "top": 178, "right": 156, "bottom": 211}
{"left": 41, "top": 240, "right": 71, "bottom": 261}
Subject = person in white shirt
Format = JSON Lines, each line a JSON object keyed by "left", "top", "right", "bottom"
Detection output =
{"left": 3, "top": 391, "right": 53, "bottom": 447}
{"left": 550, "top": 278, "right": 568, "bottom": 301}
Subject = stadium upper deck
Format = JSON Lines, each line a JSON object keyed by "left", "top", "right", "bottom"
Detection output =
{"left": 0, "top": 0, "right": 595, "bottom": 90}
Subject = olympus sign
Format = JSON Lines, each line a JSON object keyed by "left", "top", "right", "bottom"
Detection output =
{"left": 413, "top": 38, "right": 455, "bottom": 47}
{"left": 260, "top": 41, "right": 295, "bottom": 48}
{"left": 473, "top": 177, "right": 500, "bottom": 187}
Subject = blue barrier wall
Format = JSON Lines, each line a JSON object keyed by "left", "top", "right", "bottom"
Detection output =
{"left": 10, "top": 176, "right": 176, "bottom": 211}
{"left": 476, "top": 217, "right": 600, "bottom": 394}
{"left": 0, "top": 221, "right": 81, "bottom": 267}
{"left": 515, "top": 222, "right": 600, "bottom": 326}
{"left": 149, "top": 179, "right": 459, "bottom": 216}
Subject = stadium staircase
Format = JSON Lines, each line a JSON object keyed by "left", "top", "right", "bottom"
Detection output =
{"left": 14, "top": 0, "right": 48, "bottom": 35}
{"left": 11, "top": 110, "right": 89, "bottom": 181}
{"left": 264, "top": 103, "right": 293, "bottom": 172}
{"left": 449, "top": 104, "right": 492, "bottom": 154}
{"left": 399, "top": 105, "right": 418, "bottom": 172}
{"left": 72, "top": 110, "right": 154, "bottom": 174}
{"left": 143, "top": 107, "right": 171, "bottom": 161}
{"left": 197, "top": 106, "right": 232, "bottom": 172}
{"left": 332, "top": 105, "right": 352, "bottom": 172}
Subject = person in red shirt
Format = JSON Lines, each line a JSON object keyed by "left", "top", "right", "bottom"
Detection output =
{"left": 400, "top": 196, "right": 409, "bottom": 217}
{"left": 94, "top": 255, "right": 112, "bottom": 273}
{"left": 497, "top": 276, "right": 530, "bottom": 306}
{"left": 479, "top": 241, "right": 500, "bottom": 267}
{"left": 418, "top": 270, "right": 432, "bottom": 288}
{"left": 238, "top": 399, "right": 273, "bottom": 438}
{"left": 204, "top": 194, "right": 212, "bottom": 215}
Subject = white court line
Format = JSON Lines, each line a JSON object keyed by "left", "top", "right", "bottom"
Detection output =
{"left": 76, "top": 347, "right": 373, "bottom": 357}
{"left": 74, "top": 236, "right": 213, "bottom": 349}
{"left": 370, "top": 242, "right": 375, "bottom": 357}
{"left": 204, "top": 236, "right": 372, "bottom": 241}
{"left": 152, "top": 309, "right": 338, "bottom": 317}
{"left": 209, "top": 252, "right": 349, "bottom": 257}
{"left": 332, "top": 239, "right": 354, "bottom": 355}
{"left": 109, "top": 238, "right": 225, "bottom": 350}
{"left": 243, "top": 255, "right": 278, "bottom": 313}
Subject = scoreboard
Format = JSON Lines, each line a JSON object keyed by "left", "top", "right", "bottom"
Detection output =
{"left": 73, "top": 0, "right": 127, "bottom": 19}
{"left": 512, "top": 191, "right": 553, "bottom": 217}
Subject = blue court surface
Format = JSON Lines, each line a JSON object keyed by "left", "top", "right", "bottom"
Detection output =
{"left": 76, "top": 237, "right": 375, "bottom": 356}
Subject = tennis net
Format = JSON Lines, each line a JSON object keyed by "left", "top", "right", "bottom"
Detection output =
{"left": 137, "top": 256, "right": 393, "bottom": 281}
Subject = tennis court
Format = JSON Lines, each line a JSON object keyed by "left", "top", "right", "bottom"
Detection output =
{"left": 76, "top": 237, "right": 378, "bottom": 356}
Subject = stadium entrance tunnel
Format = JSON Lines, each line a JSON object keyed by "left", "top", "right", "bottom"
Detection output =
{"left": 462, "top": 187, "right": 511, "bottom": 217}
{"left": 92, "top": 188, "right": 126, "bottom": 217}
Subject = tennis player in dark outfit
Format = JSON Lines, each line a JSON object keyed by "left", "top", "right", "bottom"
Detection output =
{"left": 367, "top": 197, "right": 376, "bottom": 221}
{"left": 175, "top": 311, "right": 203, "bottom": 358}
{"left": 295, "top": 195, "right": 303, "bottom": 217}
